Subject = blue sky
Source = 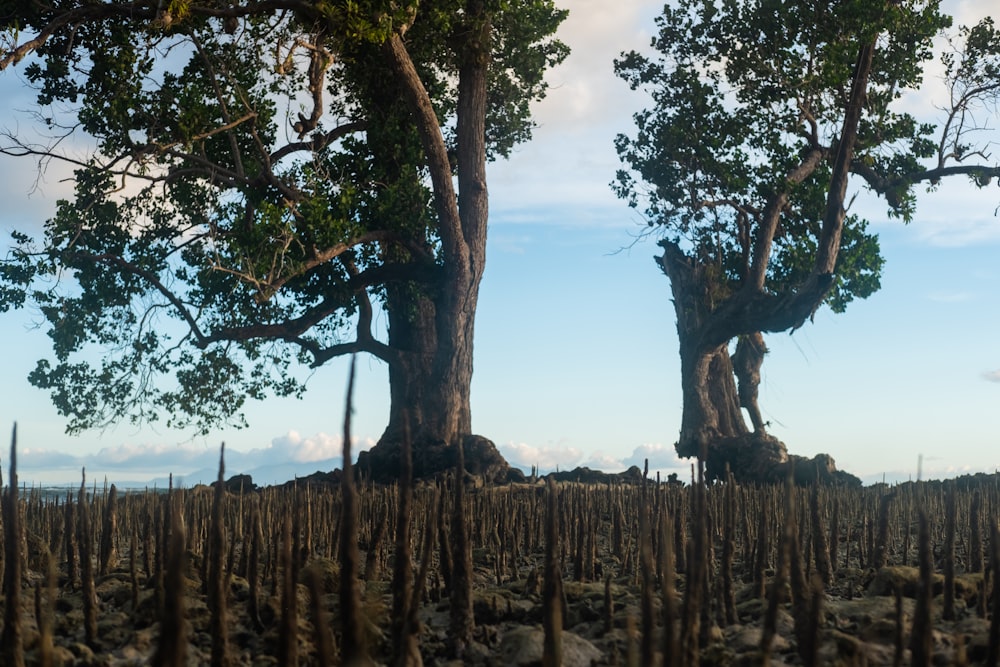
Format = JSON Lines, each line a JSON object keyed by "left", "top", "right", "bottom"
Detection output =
{"left": 0, "top": 0, "right": 997, "bottom": 487}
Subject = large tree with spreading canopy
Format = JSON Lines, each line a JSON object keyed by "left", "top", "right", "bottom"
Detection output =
{"left": 614, "top": 0, "right": 1000, "bottom": 482}
{"left": 0, "top": 0, "right": 567, "bottom": 480}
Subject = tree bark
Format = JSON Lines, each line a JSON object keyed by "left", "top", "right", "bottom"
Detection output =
{"left": 357, "top": 8, "right": 517, "bottom": 484}
{"left": 662, "top": 246, "right": 856, "bottom": 485}
{"left": 359, "top": 273, "right": 514, "bottom": 483}
{"left": 733, "top": 332, "right": 767, "bottom": 433}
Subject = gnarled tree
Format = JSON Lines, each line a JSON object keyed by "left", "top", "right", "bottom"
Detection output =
{"left": 0, "top": 0, "right": 567, "bottom": 481}
{"left": 614, "top": 1, "right": 1000, "bottom": 482}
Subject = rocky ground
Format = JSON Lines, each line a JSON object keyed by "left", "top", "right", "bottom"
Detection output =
{"left": 6, "top": 474, "right": 998, "bottom": 665}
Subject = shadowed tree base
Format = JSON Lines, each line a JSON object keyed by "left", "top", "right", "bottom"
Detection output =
{"left": 702, "top": 432, "right": 861, "bottom": 487}
{"left": 357, "top": 434, "right": 525, "bottom": 485}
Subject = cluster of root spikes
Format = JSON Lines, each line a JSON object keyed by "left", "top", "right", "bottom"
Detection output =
{"left": 1, "top": 395, "right": 1000, "bottom": 664}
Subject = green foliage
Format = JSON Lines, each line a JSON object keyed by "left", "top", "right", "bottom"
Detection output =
{"left": 614, "top": 0, "right": 969, "bottom": 323}
{"left": 0, "top": 0, "right": 567, "bottom": 434}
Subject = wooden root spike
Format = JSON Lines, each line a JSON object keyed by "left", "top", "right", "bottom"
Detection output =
{"left": 152, "top": 501, "right": 187, "bottom": 667}
{"left": 1, "top": 424, "right": 23, "bottom": 667}
{"left": 542, "top": 477, "right": 562, "bottom": 667}
{"left": 209, "top": 443, "right": 230, "bottom": 667}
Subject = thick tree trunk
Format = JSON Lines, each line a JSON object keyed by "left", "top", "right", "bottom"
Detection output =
{"left": 356, "top": 3, "right": 523, "bottom": 485}
{"left": 662, "top": 248, "right": 856, "bottom": 486}
{"left": 675, "top": 341, "right": 748, "bottom": 459}
{"left": 357, "top": 262, "right": 517, "bottom": 484}
{"left": 356, "top": 282, "right": 513, "bottom": 483}
{"left": 653, "top": 27, "right": 881, "bottom": 487}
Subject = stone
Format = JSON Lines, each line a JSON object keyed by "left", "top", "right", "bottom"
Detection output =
{"left": 868, "top": 566, "right": 943, "bottom": 598}
{"left": 726, "top": 624, "right": 790, "bottom": 653}
{"left": 357, "top": 433, "right": 519, "bottom": 484}
{"left": 498, "top": 626, "right": 602, "bottom": 667}
{"left": 545, "top": 466, "right": 644, "bottom": 485}
{"left": 220, "top": 473, "right": 256, "bottom": 493}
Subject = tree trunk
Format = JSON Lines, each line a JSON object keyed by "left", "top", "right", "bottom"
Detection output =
{"left": 733, "top": 332, "right": 768, "bottom": 433}
{"left": 357, "top": 257, "right": 517, "bottom": 484}
{"left": 662, "top": 240, "right": 751, "bottom": 464}
{"left": 356, "top": 4, "right": 522, "bottom": 485}
{"left": 675, "top": 341, "right": 748, "bottom": 459}
{"left": 662, "top": 248, "right": 855, "bottom": 486}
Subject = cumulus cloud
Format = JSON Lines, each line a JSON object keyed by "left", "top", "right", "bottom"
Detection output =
{"left": 18, "top": 447, "right": 82, "bottom": 470}
{"left": 622, "top": 442, "right": 685, "bottom": 470}
{"left": 498, "top": 441, "right": 584, "bottom": 472}
{"left": 486, "top": 0, "right": 661, "bottom": 226}
{"left": 534, "top": 0, "right": 657, "bottom": 128}
{"left": 13, "top": 430, "right": 377, "bottom": 485}
{"left": 268, "top": 430, "right": 344, "bottom": 463}
{"left": 579, "top": 452, "right": 627, "bottom": 472}
{"left": 983, "top": 370, "right": 1000, "bottom": 383}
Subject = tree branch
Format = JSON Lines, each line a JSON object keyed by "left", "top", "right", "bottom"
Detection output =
{"left": 346, "top": 261, "right": 440, "bottom": 292}
{"left": 852, "top": 160, "right": 1000, "bottom": 196}
{"left": 67, "top": 251, "right": 209, "bottom": 347}
{"left": 382, "top": 32, "right": 467, "bottom": 269}
{"left": 238, "top": 230, "right": 396, "bottom": 300}
{"left": 0, "top": 0, "right": 318, "bottom": 71}
{"left": 744, "top": 146, "right": 826, "bottom": 291}
{"left": 297, "top": 255, "right": 397, "bottom": 366}
{"left": 269, "top": 121, "right": 366, "bottom": 164}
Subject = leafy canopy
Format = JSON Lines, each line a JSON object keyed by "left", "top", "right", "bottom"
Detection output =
{"left": 0, "top": 0, "right": 568, "bottom": 433}
{"left": 612, "top": 0, "right": 990, "bottom": 316}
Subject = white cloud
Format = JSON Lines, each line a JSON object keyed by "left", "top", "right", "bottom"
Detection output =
{"left": 579, "top": 451, "right": 627, "bottom": 472}
{"left": 498, "top": 441, "right": 689, "bottom": 477}
{"left": 913, "top": 215, "right": 1000, "bottom": 248}
{"left": 498, "top": 441, "right": 583, "bottom": 472}
{"left": 10, "top": 430, "right": 378, "bottom": 485}
{"left": 983, "top": 370, "right": 1000, "bottom": 383}
{"left": 269, "top": 430, "right": 343, "bottom": 463}
{"left": 487, "top": 0, "right": 661, "bottom": 225}
{"left": 264, "top": 430, "right": 375, "bottom": 463}
{"left": 91, "top": 441, "right": 212, "bottom": 469}
{"left": 535, "top": 0, "right": 658, "bottom": 129}
{"left": 622, "top": 442, "right": 685, "bottom": 469}
{"left": 17, "top": 447, "right": 81, "bottom": 470}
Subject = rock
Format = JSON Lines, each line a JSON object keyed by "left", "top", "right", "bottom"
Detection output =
{"left": 357, "top": 434, "right": 517, "bottom": 484}
{"left": 68, "top": 642, "right": 96, "bottom": 664}
{"left": 545, "top": 466, "right": 644, "bottom": 485}
{"left": 868, "top": 566, "right": 943, "bottom": 598}
{"left": 52, "top": 647, "right": 78, "bottom": 666}
{"left": 726, "top": 624, "right": 790, "bottom": 653}
{"left": 301, "top": 558, "right": 340, "bottom": 594}
{"left": 498, "top": 626, "right": 602, "bottom": 667}
{"left": 220, "top": 473, "right": 256, "bottom": 493}
{"left": 787, "top": 452, "right": 862, "bottom": 487}
{"left": 704, "top": 432, "right": 787, "bottom": 482}
{"left": 704, "top": 432, "right": 861, "bottom": 486}
{"left": 821, "top": 629, "right": 897, "bottom": 666}
{"left": 955, "top": 573, "right": 985, "bottom": 607}
{"left": 279, "top": 469, "right": 342, "bottom": 490}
